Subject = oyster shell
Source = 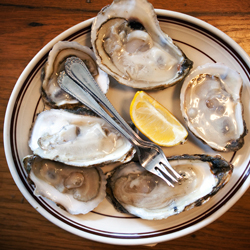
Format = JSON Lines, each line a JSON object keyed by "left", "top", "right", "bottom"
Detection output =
{"left": 180, "top": 63, "right": 247, "bottom": 152}
{"left": 91, "top": 0, "right": 193, "bottom": 89}
{"left": 42, "top": 41, "right": 109, "bottom": 108}
{"left": 106, "top": 154, "right": 233, "bottom": 220}
{"left": 29, "top": 109, "right": 135, "bottom": 166}
{"left": 23, "top": 155, "right": 106, "bottom": 214}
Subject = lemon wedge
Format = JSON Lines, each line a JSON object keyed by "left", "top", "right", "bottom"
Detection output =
{"left": 130, "top": 91, "right": 188, "bottom": 147}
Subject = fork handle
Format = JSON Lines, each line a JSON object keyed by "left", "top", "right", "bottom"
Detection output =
{"left": 64, "top": 57, "right": 150, "bottom": 148}
{"left": 58, "top": 71, "right": 141, "bottom": 150}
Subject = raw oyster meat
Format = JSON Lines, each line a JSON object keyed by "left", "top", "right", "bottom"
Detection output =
{"left": 42, "top": 41, "right": 109, "bottom": 108}
{"left": 23, "top": 155, "right": 106, "bottom": 214}
{"left": 106, "top": 154, "right": 233, "bottom": 220}
{"left": 29, "top": 109, "right": 135, "bottom": 166}
{"left": 91, "top": 0, "right": 193, "bottom": 89}
{"left": 180, "top": 63, "right": 247, "bottom": 151}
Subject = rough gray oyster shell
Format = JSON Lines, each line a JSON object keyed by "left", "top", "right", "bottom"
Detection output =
{"left": 106, "top": 154, "right": 233, "bottom": 220}
{"left": 91, "top": 0, "right": 193, "bottom": 89}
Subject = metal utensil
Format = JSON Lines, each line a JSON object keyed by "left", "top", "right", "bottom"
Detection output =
{"left": 58, "top": 56, "right": 182, "bottom": 186}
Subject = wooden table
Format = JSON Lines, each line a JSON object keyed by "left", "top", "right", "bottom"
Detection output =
{"left": 1, "top": 0, "right": 250, "bottom": 249}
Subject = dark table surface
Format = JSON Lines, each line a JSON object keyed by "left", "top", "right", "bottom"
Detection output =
{"left": 1, "top": 0, "right": 250, "bottom": 249}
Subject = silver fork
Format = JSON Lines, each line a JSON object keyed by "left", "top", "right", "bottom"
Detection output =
{"left": 57, "top": 56, "right": 182, "bottom": 186}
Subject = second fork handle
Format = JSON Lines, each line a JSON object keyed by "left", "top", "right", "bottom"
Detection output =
{"left": 65, "top": 57, "right": 158, "bottom": 151}
{"left": 59, "top": 72, "right": 143, "bottom": 152}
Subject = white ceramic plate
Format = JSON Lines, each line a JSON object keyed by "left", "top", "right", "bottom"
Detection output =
{"left": 4, "top": 10, "right": 250, "bottom": 246}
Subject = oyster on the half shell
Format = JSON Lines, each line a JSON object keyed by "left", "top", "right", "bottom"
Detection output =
{"left": 29, "top": 109, "right": 135, "bottom": 166}
{"left": 106, "top": 154, "right": 233, "bottom": 220}
{"left": 42, "top": 41, "right": 109, "bottom": 108}
{"left": 180, "top": 63, "right": 247, "bottom": 152}
{"left": 23, "top": 155, "right": 107, "bottom": 215}
{"left": 91, "top": 0, "right": 193, "bottom": 89}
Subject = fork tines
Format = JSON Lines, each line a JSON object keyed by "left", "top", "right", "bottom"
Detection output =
{"left": 151, "top": 163, "right": 181, "bottom": 187}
